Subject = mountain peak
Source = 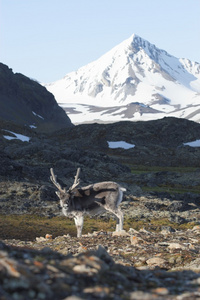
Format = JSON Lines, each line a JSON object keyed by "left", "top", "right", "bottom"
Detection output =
{"left": 45, "top": 35, "right": 200, "bottom": 124}
{"left": 129, "top": 33, "right": 148, "bottom": 46}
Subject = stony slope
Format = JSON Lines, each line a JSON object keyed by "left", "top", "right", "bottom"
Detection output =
{"left": 0, "top": 63, "right": 73, "bottom": 132}
{"left": 0, "top": 117, "right": 199, "bottom": 220}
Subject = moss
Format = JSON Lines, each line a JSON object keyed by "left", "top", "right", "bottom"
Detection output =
{"left": 124, "top": 217, "right": 197, "bottom": 232}
{"left": 0, "top": 214, "right": 119, "bottom": 240}
{"left": 130, "top": 165, "right": 198, "bottom": 173}
{"left": 0, "top": 215, "right": 75, "bottom": 241}
{"left": 142, "top": 184, "right": 200, "bottom": 195}
{"left": 150, "top": 218, "right": 197, "bottom": 231}
{"left": 0, "top": 214, "right": 197, "bottom": 241}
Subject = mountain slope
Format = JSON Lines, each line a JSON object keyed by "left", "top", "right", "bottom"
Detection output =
{"left": 46, "top": 34, "right": 200, "bottom": 124}
{"left": 0, "top": 63, "right": 73, "bottom": 132}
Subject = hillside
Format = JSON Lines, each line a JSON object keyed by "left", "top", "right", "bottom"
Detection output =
{"left": 0, "top": 117, "right": 199, "bottom": 208}
{"left": 0, "top": 63, "right": 73, "bottom": 132}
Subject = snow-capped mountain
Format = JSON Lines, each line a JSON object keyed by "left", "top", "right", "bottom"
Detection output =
{"left": 46, "top": 34, "right": 200, "bottom": 124}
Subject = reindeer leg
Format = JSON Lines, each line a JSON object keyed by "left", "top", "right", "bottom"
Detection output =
{"left": 114, "top": 208, "right": 124, "bottom": 232}
{"left": 116, "top": 220, "right": 120, "bottom": 232}
{"left": 74, "top": 214, "right": 84, "bottom": 237}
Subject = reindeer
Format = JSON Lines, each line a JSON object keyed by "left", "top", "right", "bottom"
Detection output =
{"left": 50, "top": 168, "right": 126, "bottom": 237}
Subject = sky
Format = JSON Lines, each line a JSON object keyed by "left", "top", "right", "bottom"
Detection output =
{"left": 1, "top": 0, "right": 200, "bottom": 83}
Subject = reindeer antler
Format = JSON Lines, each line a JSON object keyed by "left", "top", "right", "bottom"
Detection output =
{"left": 50, "top": 168, "right": 65, "bottom": 193}
{"left": 69, "top": 168, "right": 81, "bottom": 191}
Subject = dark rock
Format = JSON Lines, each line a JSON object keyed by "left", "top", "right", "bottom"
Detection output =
{"left": 169, "top": 215, "right": 186, "bottom": 224}
{"left": 168, "top": 201, "right": 191, "bottom": 212}
{"left": 0, "top": 62, "right": 73, "bottom": 132}
{"left": 39, "top": 185, "right": 56, "bottom": 202}
{"left": 144, "top": 202, "right": 167, "bottom": 211}
{"left": 161, "top": 226, "right": 175, "bottom": 233}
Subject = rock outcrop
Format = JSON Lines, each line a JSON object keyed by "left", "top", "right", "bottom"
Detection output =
{"left": 0, "top": 63, "right": 73, "bottom": 132}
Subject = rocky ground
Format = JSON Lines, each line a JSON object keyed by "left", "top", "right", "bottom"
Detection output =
{"left": 1, "top": 192, "right": 200, "bottom": 299}
{"left": 0, "top": 117, "right": 200, "bottom": 299}
{"left": 2, "top": 225, "right": 200, "bottom": 300}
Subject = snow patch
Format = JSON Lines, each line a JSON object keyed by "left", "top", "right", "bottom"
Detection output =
{"left": 107, "top": 141, "right": 135, "bottom": 149}
{"left": 183, "top": 139, "right": 200, "bottom": 147}
{"left": 32, "top": 111, "right": 44, "bottom": 120}
{"left": 3, "top": 130, "right": 30, "bottom": 142}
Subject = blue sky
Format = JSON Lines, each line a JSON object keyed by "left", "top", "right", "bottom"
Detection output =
{"left": 1, "top": 0, "right": 200, "bottom": 83}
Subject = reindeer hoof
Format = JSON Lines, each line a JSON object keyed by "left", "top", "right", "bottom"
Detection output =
{"left": 112, "top": 230, "right": 130, "bottom": 237}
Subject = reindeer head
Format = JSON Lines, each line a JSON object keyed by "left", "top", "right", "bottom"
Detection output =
{"left": 55, "top": 189, "right": 70, "bottom": 210}
{"left": 50, "top": 168, "right": 80, "bottom": 211}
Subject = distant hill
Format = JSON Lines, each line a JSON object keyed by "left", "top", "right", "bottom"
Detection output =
{"left": 0, "top": 63, "right": 73, "bottom": 132}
